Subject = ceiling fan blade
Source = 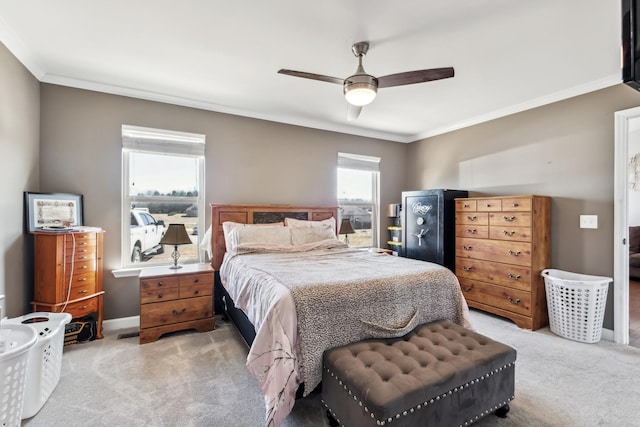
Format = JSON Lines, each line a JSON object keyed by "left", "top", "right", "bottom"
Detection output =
{"left": 377, "top": 67, "right": 454, "bottom": 88}
{"left": 278, "top": 69, "right": 343, "bottom": 85}
{"left": 347, "top": 104, "right": 362, "bottom": 121}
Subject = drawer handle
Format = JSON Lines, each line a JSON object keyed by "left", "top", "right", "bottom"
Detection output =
{"left": 463, "top": 204, "right": 470, "bottom": 208}
{"left": 503, "top": 230, "right": 516, "bottom": 236}
{"left": 79, "top": 266, "right": 87, "bottom": 269}
{"left": 512, "top": 203, "right": 519, "bottom": 207}
{"left": 78, "top": 249, "right": 87, "bottom": 253}
{"left": 193, "top": 278, "right": 200, "bottom": 283}
{"left": 157, "top": 294, "right": 163, "bottom": 299}
{"left": 466, "top": 229, "right": 477, "bottom": 234}
{"left": 80, "top": 305, "right": 88, "bottom": 309}
{"left": 467, "top": 215, "right": 477, "bottom": 221}
{"left": 508, "top": 250, "right": 521, "bottom": 256}
{"left": 157, "top": 282, "right": 164, "bottom": 287}
{"left": 462, "top": 245, "right": 473, "bottom": 251}
{"left": 503, "top": 216, "right": 516, "bottom": 222}
{"left": 507, "top": 296, "right": 521, "bottom": 305}
{"left": 462, "top": 266, "right": 473, "bottom": 272}
{"left": 463, "top": 286, "right": 473, "bottom": 292}
{"left": 78, "top": 278, "right": 87, "bottom": 281}
{"left": 485, "top": 204, "right": 491, "bottom": 207}
{"left": 194, "top": 290, "right": 199, "bottom": 295}
{"left": 172, "top": 308, "right": 187, "bottom": 315}
{"left": 507, "top": 273, "right": 521, "bottom": 280}
{"left": 77, "top": 289, "right": 88, "bottom": 294}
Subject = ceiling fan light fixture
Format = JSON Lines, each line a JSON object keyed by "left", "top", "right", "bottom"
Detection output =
{"left": 344, "top": 74, "right": 378, "bottom": 106}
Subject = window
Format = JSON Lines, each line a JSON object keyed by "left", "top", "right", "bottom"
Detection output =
{"left": 337, "top": 152, "right": 380, "bottom": 248}
{"left": 122, "top": 125, "right": 205, "bottom": 268}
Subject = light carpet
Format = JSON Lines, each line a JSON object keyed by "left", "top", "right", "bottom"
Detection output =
{"left": 21, "top": 310, "right": 640, "bottom": 427}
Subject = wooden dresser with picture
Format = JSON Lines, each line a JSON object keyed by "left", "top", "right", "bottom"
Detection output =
{"left": 454, "top": 195, "right": 551, "bottom": 330}
{"left": 31, "top": 230, "right": 105, "bottom": 339}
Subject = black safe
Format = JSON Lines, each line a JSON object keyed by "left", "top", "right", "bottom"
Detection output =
{"left": 401, "top": 189, "right": 468, "bottom": 271}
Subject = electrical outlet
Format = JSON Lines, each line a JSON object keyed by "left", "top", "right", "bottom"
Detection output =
{"left": 580, "top": 215, "right": 598, "bottom": 229}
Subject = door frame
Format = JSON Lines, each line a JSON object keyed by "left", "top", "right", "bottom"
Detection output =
{"left": 613, "top": 107, "right": 640, "bottom": 345}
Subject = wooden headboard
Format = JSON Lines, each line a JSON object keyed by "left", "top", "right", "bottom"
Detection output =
{"left": 210, "top": 203, "right": 338, "bottom": 270}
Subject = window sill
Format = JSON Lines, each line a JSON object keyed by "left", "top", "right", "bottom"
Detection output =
{"left": 111, "top": 268, "right": 142, "bottom": 278}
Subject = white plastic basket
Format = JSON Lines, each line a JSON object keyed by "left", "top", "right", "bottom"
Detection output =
{"left": 3, "top": 312, "right": 71, "bottom": 419}
{"left": 0, "top": 324, "right": 37, "bottom": 427}
{"left": 541, "top": 269, "right": 611, "bottom": 343}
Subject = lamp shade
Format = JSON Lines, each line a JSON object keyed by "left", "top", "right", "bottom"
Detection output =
{"left": 338, "top": 218, "right": 355, "bottom": 235}
{"left": 159, "top": 223, "right": 192, "bottom": 246}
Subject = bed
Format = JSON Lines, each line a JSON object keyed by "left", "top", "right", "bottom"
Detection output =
{"left": 210, "top": 203, "right": 472, "bottom": 426}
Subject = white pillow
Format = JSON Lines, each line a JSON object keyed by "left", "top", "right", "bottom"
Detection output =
{"left": 284, "top": 217, "right": 336, "bottom": 237}
{"left": 222, "top": 221, "right": 284, "bottom": 251}
{"left": 230, "top": 225, "right": 292, "bottom": 249}
{"left": 290, "top": 226, "right": 337, "bottom": 245}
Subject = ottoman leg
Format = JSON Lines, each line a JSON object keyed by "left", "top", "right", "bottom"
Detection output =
{"left": 495, "top": 403, "right": 510, "bottom": 418}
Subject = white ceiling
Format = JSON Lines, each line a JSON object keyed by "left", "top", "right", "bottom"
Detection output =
{"left": 0, "top": 1, "right": 623, "bottom": 143}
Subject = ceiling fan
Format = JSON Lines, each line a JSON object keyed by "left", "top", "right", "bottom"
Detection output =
{"left": 278, "top": 41, "right": 454, "bottom": 121}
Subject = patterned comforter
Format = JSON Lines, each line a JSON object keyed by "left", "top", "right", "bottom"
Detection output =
{"left": 220, "top": 241, "right": 471, "bottom": 426}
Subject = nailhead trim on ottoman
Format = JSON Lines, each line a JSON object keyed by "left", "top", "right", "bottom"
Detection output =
{"left": 321, "top": 319, "right": 516, "bottom": 427}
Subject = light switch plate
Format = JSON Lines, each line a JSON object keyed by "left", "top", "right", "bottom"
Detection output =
{"left": 580, "top": 214, "right": 598, "bottom": 229}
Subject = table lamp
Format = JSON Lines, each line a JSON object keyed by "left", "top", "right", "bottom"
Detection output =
{"left": 159, "top": 223, "right": 192, "bottom": 269}
{"left": 338, "top": 218, "right": 355, "bottom": 244}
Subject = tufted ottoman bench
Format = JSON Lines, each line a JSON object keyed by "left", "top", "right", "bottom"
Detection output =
{"left": 321, "top": 319, "right": 516, "bottom": 426}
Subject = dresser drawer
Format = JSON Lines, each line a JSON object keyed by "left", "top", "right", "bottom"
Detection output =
{"left": 180, "top": 283, "right": 213, "bottom": 299}
{"left": 65, "top": 232, "right": 96, "bottom": 246}
{"left": 69, "top": 281, "right": 97, "bottom": 299}
{"left": 140, "top": 295, "right": 213, "bottom": 329}
{"left": 455, "top": 212, "right": 489, "bottom": 225}
{"left": 65, "top": 244, "right": 97, "bottom": 259}
{"left": 476, "top": 199, "right": 502, "bottom": 211}
{"left": 64, "top": 270, "right": 96, "bottom": 287}
{"left": 459, "top": 278, "right": 531, "bottom": 317}
{"left": 66, "top": 259, "right": 97, "bottom": 274}
{"left": 501, "top": 197, "right": 532, "bottom": 211}
{"left": 455, "top": 224, "right": 489, "bottom": 239}
{"left": 457, "top": 237, "right": 532, "bottom": 266}
{"left": 141, "top": 286, "right": 180, "bottom": 304}
{"left": 489, "top": 226, "right": 532, "bottom": 242}
{"left": 140, "top": 276, "right": 180, "bottom": 292}
{"left": 66, "top": 296, "right": 99, "bottom": 318}
{"left": 455, "top": 200, "right": 477, "bottom": 211}
{"left": 455, "top": 257, "right": 531, "bottom": 291}
{"left": 179, "top": 272, "right": 214, "bottom": 287}
{"left": 489, "top": 212, "right": 531, "bottom": 227}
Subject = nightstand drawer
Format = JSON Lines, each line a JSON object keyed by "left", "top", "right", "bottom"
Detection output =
{"left": 179, "top": 273, "right": 213, "bottom": 287}
{"left": 140, "top": 277, "right": 180, "bottom": 292}
{"left": 141, "top": 286, "right": 180, "bottom": 304}
{"left": 140, "top": 295, "right": 213, "bottom": 329}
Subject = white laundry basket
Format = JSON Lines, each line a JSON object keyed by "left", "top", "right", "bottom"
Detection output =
{"left": 541, "top": 269, "right": 611, "bottom": 343}
{"left": 0, "top": 324, "right": 37, "bottom": 427}
{"left": 4, "top": 312, "right": 71, "bottom": 419}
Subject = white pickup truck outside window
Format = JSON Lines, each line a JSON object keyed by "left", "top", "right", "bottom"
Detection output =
{"left": 121, "top": 125, "right": 205, "bottom": 269}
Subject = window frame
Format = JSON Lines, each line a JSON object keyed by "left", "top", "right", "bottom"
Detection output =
{"left": 337, "top": 152, "right": 381, "bottom": 248}
{"left": 121, "top": 125, "right": 206, "bottom": 270}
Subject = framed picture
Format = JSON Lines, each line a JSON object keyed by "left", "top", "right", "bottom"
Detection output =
{"left": 24, "top": 192, "right": 84, "bottom": 233}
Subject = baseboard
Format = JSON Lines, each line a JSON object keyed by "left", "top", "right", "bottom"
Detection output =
{"left": 103, "top": 315, "right": 139, "bottom": 334}
{"left": 601, "top": 327, "right": 614, "bottom": 342}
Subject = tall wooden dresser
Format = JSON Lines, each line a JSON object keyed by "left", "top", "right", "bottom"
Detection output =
{"left": 454, "top": 195, "right": 550, "bottom": 330}
{"left": 31, "top": 230, "right": 105, "bottom": 338}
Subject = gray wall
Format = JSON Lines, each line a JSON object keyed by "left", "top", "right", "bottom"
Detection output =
{"left": 406, "top": 84, "right": 640, "bottom": 328}
{"left": 39, "top": 84, "right": 407, "bottom": 319}
{"left": 0, "top": 43, "right": 40, "bottom": 317}
{"left": 6, "top": 41, "right": 640, "bottom": 329}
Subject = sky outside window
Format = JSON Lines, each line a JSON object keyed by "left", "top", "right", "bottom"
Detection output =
{"left": 338, "top": 168, "right": 372, "bottom": 201}
{"left": 130, "top": 152, "right": 198, "bottom": 195}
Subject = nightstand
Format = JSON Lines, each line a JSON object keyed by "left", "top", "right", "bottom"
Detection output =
{"left": 138, "top": 263, "right": 214, "bottom": 344}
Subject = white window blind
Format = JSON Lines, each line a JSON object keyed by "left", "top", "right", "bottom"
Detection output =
{"left": 337, "top": 152, "right": 380, "bottom": 172}
{"left": 122, "top": 125, "right": 205, "bottom": 157}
